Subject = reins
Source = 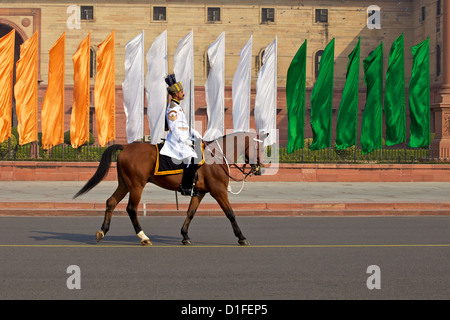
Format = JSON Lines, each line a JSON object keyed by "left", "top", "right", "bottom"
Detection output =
{"left": 205, "top": 138, "right": 259, "bottom": 195}
{"left": 216, "top": 142, "right": 246, "bottom": 194}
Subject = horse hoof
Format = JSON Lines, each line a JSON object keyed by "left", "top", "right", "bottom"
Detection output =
{"left": 96, "top": 231, "right": 104, "bottom": 243}
{"left": 238, "top": 239, "right": 250, "bottom": 246}
{"left": 141, "top": 239, "right": 152, "bottom": 246}
{"left": 182, "top": 239, "right": 193, "bottom": 246}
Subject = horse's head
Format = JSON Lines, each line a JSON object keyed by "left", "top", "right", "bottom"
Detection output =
{"left": 229, "top": 131, "right": 266, "bottom": 177}
{"left": 203, "top": 131, "right": 268, "bottom": 177}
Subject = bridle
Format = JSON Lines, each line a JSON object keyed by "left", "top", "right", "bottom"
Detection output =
{"left": 204, "top": 135, "right": 263, "bottom": 185}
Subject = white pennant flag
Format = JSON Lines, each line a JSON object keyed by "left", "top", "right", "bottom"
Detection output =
{"left": 254, "top": 36, "right": 277, "bottom": 147}
{"left": 145, "top": 30, "right": 168, "bottom": 144}
{"left": 203, "top": 32, "right": 225, "bottom": 141}
{"left": 122, "top": 31, "right": 144, "bottom": 143}
{"left": 174, "top": 29, "right": 195, "bottom": 130}
{"left": 232, "top": 35, "right": 252, "bottom": 133}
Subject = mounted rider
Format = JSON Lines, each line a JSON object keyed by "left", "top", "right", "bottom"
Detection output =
{"left": 160, "top": 74, "right": 203, "bottom": 196}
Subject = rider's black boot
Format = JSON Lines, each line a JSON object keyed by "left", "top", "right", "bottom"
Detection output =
{"left": 180, "top": 164, "right": 199, "bottom": 196}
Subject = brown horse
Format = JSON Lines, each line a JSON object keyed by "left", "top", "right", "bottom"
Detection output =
{"left": 73, "top": 132, "right": 264, "bottom": 246}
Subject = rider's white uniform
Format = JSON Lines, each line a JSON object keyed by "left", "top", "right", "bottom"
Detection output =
{"left": 160, "top": 100, "right": 202, "bottom": 161}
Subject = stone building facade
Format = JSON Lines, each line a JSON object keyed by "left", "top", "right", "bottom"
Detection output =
{"left": 0, "top": 0, "right": 446, "bottom": 152}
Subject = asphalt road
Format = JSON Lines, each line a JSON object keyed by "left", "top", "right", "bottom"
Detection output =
{"left": 1, "top": 215, "right": 449, "bottom": 303}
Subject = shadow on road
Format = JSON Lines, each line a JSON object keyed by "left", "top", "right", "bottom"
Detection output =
{"left": 29, "top": 230, "right": 183, "bottom": 246}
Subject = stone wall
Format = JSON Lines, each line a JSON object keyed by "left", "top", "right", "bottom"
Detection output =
{"left": 0, "top": 1, "right": 444, "bottom": 147}
{"left": 2, "top": 160, "right": 450, "bottom": 182}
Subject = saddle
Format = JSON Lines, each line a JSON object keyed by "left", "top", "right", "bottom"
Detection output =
{"left": 154, "top": 142, "right": 205, "bottom": 176}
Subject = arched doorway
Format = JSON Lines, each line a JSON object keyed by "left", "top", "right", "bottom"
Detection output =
{"left": 0, "top": 23, "right": 25, "bottom": 127}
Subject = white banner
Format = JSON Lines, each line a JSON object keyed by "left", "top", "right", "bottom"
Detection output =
{"left": 254, "top": 36, "right": 277, "bottom": 147}
{"left": 173, "top": 29, "right": 195, "bottom": 130}
{"left": 203, "top": 32, "right": 225, "bottom": 141}
{"left": 145, "top": 30, "right": 168, "bottom": 144}
{"left": 122, "top": 31, "right": 144, "bottom": 143}
{"left": 232, "top": 35, "right": 252, "bottom": 133}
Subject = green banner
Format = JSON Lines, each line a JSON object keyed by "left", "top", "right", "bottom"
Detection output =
{"left": 336, "top": 38, "right": 360, "bottom": 150}
{"left": 286, "top": 40, "right": 307, "bottom": 154}
{"left": 361, "top": 42, "right": 383, "bottom": 154}
{"left": 408, "top": 38, "right": 430, "bottom": 148}
{"left": 385, "top": 34, "right": 406, "bottom": 147}
{"left": 310, "top": 38, "right": 334, "bottom": 150}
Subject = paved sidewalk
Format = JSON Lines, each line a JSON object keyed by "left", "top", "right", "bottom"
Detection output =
{"left": 0, "top": 180, "right": 450, "bottom": 203}
{"left": 0, "top": 181, "right": 449, "bottom": 216}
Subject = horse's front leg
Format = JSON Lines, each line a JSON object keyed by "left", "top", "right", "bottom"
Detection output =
{"left": 181, "top": 192, "right": 205, "bottom": 245}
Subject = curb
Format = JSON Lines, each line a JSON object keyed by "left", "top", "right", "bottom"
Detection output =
{"left": 1, "top": 201, "right": 449, "bottom": 217}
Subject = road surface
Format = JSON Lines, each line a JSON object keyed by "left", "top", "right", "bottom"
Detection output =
{"left": 1, "top": 216, "right": 449, "bottom": 302}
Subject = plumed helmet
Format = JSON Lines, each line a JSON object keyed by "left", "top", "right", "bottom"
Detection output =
{"left": 165, "top": 73, "right": 183, "bottom": 95}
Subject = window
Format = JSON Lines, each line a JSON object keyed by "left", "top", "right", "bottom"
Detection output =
{"left": 90, "top": 47, "right": 96, "bottom": 79}
{"left": 89, "top": 109, "right": 95, "bottom": 137}
{"left": 80, "top": 6, "right": 94, "bottom": 21}
{"left": 205, "top": 51, "right": 211, "bottom": 77}
{"left": 437, "top": 0, "right": 441, "bottom": 16}
{"left": 153, "top": 6, "right": 166, "bottom": 21}
{"left": 421, "top": 6, "right": 426, "bottom": 22}
{"left": 257, "top": 48, "right": 265, "bottom": 71}
{"left": 315, "top": 9, "right": 328, "bottom": 23}
{"left": 207, "top": 7, "right": 220, "bottom": 22}
{"left": 261, "top": 8, "right": 275, "bottom": 23}
{"left": 314, "top": 50, "right": 323, "bottom": 79}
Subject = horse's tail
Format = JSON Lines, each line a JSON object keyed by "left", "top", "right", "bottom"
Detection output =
{"left": 73, "top": 144, "right": 124, "bottom": 199}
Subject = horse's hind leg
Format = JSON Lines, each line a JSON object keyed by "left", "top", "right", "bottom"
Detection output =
{"left": 97, "top": 179, "right": 128, "bottom": 242}
{"left": 127, "top": 186, "right": 152, "bottom": 246}
{"left": 212, "top": 190, "right": 249, "bottom": 246}
{"left": 181, "top": 192, "right": 206, "bottom": 245}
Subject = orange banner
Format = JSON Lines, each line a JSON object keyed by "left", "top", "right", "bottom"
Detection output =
{"left": 15, "top": 31, "right": 39, "bottom": 146}
{"left": 0, "top": 29, "right": 15, "bottom": 144}
{"left": 94, "top": 30, "right": 116, "bottom": 146}
{"left": 70, "top": 32, "right": 91, "bottom": 148}
{"left": 41, "top": 33, "right": 65, "bottom": 150}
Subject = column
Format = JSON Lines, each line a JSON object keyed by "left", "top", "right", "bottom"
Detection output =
{"left": 432, "top": 0, "right": 450, "bottom": 158}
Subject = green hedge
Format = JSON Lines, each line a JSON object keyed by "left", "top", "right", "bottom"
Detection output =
{"left": 1, "top": 127, "right": 104, "bottom": 161}
{"left": 0, "top": 129, "right": 435, "bottom": 163}
{"left": 277, "top": 138, "right": 430, "bottom": 163}
{"left": 0, "top": 134, "right": 17, "bottom": 155}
